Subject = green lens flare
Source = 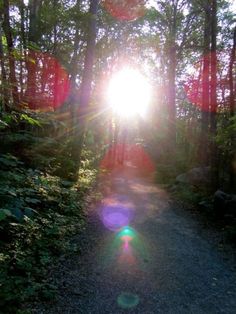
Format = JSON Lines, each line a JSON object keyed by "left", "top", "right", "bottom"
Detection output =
{"left": 117, "top": 226, "right": 136, "bottom": 239}
{"left": 117, "top": 292, "right": 139, "bottom": 309}
{"left": 99, "top": 225, "right": 150, "bottom": 269}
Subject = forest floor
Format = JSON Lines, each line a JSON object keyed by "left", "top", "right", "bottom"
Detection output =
{"left": 30, "top": 164, "right": 236, "bottom": 314}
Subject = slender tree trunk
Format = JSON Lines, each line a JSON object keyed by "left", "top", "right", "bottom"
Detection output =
{"left": 229, "top": 26, "right": 236, "bottom": 190}
{"left": 70, "top": 28, "right": 81, "bottom": 88}
{"left": 0, "top": 16, "right": 8, "bottom": 110}
{"left": 19, "top": 0, "right": 27, "bottom": 99}
{"left": 68, "top": 0, "right": 82, "bottom": 118}
{"left": 229, "top": 27, "right": 236, "bottom": 117}
{"left": 53, "top": 0, "right": 57, "bottom": 54}
{"left": 199, "top": 2, "right": 211, "bottom": 165}
{"left": 28, "top": 0, "right": 40, "bottom": 43}
{"left": 19, "top": 0, "right": 27, "bottom": 50}
{"left": 24, "top": 0, "right": 41, "bottom": 109}
{"left": 53, "top": 59, "right": 59, "bottom": 110}
{"left": 168, "top": 44, "right": 177, "bottom": 151}
{"left": 2, "top": 0, "right": 19, "bottom": 106}
{"left": 210, "top": 0, "right": 217, "bottom": 117}
{"left": 209, "top": 0, "right": 218, "bottom": 189}
{"left": 166, "top": 2, "right": 178, "bottom": 160}
{"left": 71, "top": 0, "right": 99, "bottom": 173}
{"left": 113, "top": 117, "right": 120, "bottom": 166}
{"left": 108, "top": 115, "right": 114, "bottom": 166}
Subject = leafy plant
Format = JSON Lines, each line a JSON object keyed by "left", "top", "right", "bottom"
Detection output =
{"left": 0, "top": 144, "right": 98, "bottom": 313}
{"left": 0, "top": 209, "right": 12, "bottom": 221}
{"left": 20, "top": 114, "right": 41, "bottom": 127}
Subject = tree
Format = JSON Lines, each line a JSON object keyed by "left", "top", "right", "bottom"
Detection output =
{"left": 229, "top": 26, "right": 236, "bottom": 189}
{"left": 2, "top": 0, "right": 19, "bottom": 105}
{"left": 0, "top": 14, "right": 7, "bottom": 110}
{"left": 24, "top": 0, "right": 42, "bottom": 109}
{"left": 209, "top": 0, "right": 218, "bottom": 189}
{"left": 71, "top": 0, "right": 100, "bottom": 173}
{"left": 199, "top": 0, "right": 211, "bottom": 165}
{"left": 229, "top": 26, "right": 236, "bottom": 117}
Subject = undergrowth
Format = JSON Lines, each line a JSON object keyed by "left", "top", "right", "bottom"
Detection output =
{"left": 0, "top": 111, "right": 100, "bottom": 314}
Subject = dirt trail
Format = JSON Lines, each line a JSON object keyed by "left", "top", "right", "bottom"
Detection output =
{"left": 33, "top": 166, "right": 236, "bottom": 314}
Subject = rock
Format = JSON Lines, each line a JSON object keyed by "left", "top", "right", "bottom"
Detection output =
{"left": 169, "top": 185, "right": 178, "bottom": 192}
{"left": 213, "top": 190, "right": 236, "bottom": 217}
{"left": 176, "top": 173, "right": 188, "bottom": 184}
{"left": 198, "top": 199, "right": 213, "bottom": 212}
{"left": 225, "top": 194, "right": 236, "bottom": 215}
{"left": 176, "top": 167, "right": 211, "bottom": 186}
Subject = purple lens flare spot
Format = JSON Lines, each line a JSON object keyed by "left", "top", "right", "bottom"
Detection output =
{"left": 101, "top": 204, "right": 134, "bottom": 231}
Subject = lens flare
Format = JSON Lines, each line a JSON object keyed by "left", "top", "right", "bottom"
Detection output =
{"left": 23, "top": 51, "right": 70, "bottom": 111}
{"left": 100, "top": 203, "right": 134, "bottom": 231}
{"left": 117, "top": 226, "right": 136, "bottom": 265}
{"left": 117, "top": 292, "right": 139, "bottom": 309}
{"left": 184, "top": 51, "right": 229, "bottom": 113}
{"left": 118, "top": 227, "right": 135, "bottom": 257}
{"left": 103, "top": 0, "right": 146, "bottom": 21}
{"left": 100, "top": 143, "right": 155, "bottom": 176}
{"left": 117, "top": 226, "right": 136, "bottom": 239}
{"left": 121, "top": 235, "right": 132, "bottom": 250}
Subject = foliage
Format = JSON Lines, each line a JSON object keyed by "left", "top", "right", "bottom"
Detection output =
{"left": 0, "top": 112, "right": 100, "bottom": 313}
{"left": 0, "top": 152, "right": 95, "bottom": 312}
{"left": 215, "top": 115, "right": 236, "bottom": 190}
{"left": 155, "top": 163, "right": 178, "bottom": 185}
{"left": 172, "top": 184, "right": 206, "bottom": 206}
{"left": 0, "top": 0, "right": 235, "bottom": 310}
{"left": 216, "top": 115, "right": 236, "bottom": 157}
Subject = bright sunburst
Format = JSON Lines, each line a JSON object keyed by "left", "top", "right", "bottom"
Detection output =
{"left": 107, "top": 68, "right": 151, "bottom": 118}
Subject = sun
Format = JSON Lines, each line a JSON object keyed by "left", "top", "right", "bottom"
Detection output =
{"left": 107, "top": 68, "right": 151, "bottom": 118}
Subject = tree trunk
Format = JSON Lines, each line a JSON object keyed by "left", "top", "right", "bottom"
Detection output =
{"left": 0, "top": 16, "right": 8, "bottom": 110}
{"left": 28, "top": 0, "right": 40, "bottom": 43}
{"left": 166, "top": 1, "right": 178, "bottom": 160}
{"left": 71, "top": 0, "right": 99, "bottom": 173}
{"left": 68, "top": 0, "right": 83, "bottom": 117}
{"left": 229, "top": 27, "right": 236, "bottom": 117}
{"left": 19, "top": 0, "right": 27, "bottom": 99}
{"left": 167, "top": 44, "right": 177, "bottom": 152}
{"left": 24, "top": 0, "right": 41, "bottom": 109}
{"left": 199, "top": 2, "right": 211, "bottom": 165}
{"left": 2, "top": 0, "right": 19, "bottom": 106}
{"left": 209, "top": 0, "right": 218, "bottom": 189}
{"left": 19, "top": 0, "right": 27, "bottom": 50}
{"left": 229, "top": 26, "right": 236, "bottom": 190}
{"left": 70, "top": 27, "right": 81, "bottom": 89}
{"left": 53, "top": 0, "right": 57, "bottom": 54}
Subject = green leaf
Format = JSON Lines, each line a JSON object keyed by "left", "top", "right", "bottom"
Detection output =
{"left": 10, "top": 207, "right": 24, "bottom": 221}
{"left": 8, "top": 190, "right": 17, "bottom": 197}
{"left": 0, "top": 209, "right": 12, "bottom": 221}
{"left": 27, "top": 42, "right": 41, "bottom": 51}
{"left": 12, "top": 49, "right": 23, "bottom": 61}
{"left": 0, "top": 119, "right": 8, "bottom": 129}
{"left": 61, "top": 180, "right": 73, "bottom": 187}
{"left": 0, "top": 156, "right": 17, "bottom": 167}
{"left": 20, "top": 114, "right": 41, "bottom": 127}
{"left": 24, "top": 207, "right": 38, "bottom": 218}
{"left": 25, "top": 197, "right": 41, "bottom": 204}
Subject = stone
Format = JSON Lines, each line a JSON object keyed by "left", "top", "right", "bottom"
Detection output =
{"left": 176, "top": 167, "right": 211, "bottom": 186}
{"left": 213, "top": 190, "right": 236, "bottom": 217}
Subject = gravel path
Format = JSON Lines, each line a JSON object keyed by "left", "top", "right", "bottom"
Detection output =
{"left": 33, "top": 167, "right": 236, "bottom": 314}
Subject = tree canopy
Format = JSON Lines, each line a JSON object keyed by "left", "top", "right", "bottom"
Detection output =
{"left": 0, "top": 0, "right": 235, "bottom": 312}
